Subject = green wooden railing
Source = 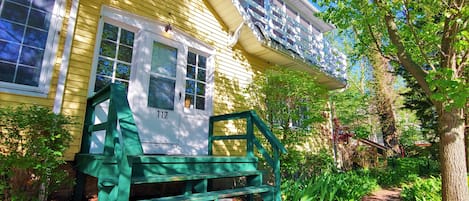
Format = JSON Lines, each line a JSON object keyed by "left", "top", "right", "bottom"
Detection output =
{"left": 77, "top": 84, "right": 143, "bottom": 201}
{"left": 208, "top": 111, "right": 287, "bottom": 201}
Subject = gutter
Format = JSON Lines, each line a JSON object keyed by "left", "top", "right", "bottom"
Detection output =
{"left": 53, "top": 0, "right": 80, "bottom": 114}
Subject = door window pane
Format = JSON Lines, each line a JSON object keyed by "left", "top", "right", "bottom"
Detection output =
{"left": 147, "top": 42, "right": 178, "bottom": 110}
{"left": 151, "top": 42, "right": 177, "bottom": 78}
{"left": 148, "top": 76, "right": 175, "bottom": 110}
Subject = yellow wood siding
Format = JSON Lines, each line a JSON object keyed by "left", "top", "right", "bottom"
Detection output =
{"left": 56, "top": 0, "right": 275, "bottom": 159}
{"left": 2, "top": 0, "right": 331, "bottom": 160}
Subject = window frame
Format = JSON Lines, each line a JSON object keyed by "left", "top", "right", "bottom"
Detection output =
{"left": 0, "top": 0, "right": 65, "bottom": 97}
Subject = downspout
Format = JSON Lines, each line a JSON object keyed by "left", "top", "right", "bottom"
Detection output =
{"left": 53, "top": 0, "right": 80, "bottom": 114}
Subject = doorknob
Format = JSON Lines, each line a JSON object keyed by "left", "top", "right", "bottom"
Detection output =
{"left": 179, "top": 92, "right": 182, "bottom": 100}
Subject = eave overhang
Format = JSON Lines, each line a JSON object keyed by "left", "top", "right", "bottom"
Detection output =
{"left": 207, "top": 0, "right": 346, "bottom": 90}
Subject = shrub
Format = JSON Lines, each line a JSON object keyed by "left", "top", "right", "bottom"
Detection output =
{"left": 401, "top": 176, "right": 441, "bottom": 201}
{"left": 281, "top": 148, "right": 336, "bottom": 180}
{"left": 282, "top": 170, "right": 378, "bottom": 201}
{"left": 0, "top": 105, "right": 73, "bottom": 201}
{"left": 370, "top": 157, "right": 439, "bottom": 187}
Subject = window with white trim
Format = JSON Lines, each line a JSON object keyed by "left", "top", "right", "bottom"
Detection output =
{"left": 0, "top": 0, "right": 62, "bottom": 94}
{"left": 184, "top": 51, "right": 207, "bottom": 110}
{"left": 93, "top": 22, "right": 135, "bottom": 92}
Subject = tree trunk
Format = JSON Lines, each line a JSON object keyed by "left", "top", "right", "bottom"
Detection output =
{"left": 369, "top": 48, "right": 400, "bottom": 155}
{"left": 438, "top": 106, "right": 469, "bottom": 201}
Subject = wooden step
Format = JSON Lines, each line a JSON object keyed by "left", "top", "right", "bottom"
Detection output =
{"left": 132, "top": 170, "right": 263, "bottom": 184}
{"left": 136, "top": 185, "right": 274, "bottom": 201}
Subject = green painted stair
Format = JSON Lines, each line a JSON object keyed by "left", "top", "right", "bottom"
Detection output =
{"left": 73, "top": 84, "right": 286, "bottom": 201}
{"left": 138, "top": 185, "right": 274, "bottom": 201}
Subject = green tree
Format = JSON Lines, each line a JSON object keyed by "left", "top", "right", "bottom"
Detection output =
{"left": 318, "top": 0, "right": 469, "bottom": 200}
{"left": 247, "top": 67, "right": 329, "bottom": 178}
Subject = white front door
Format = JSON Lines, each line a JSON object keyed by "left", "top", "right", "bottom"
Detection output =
{"left": 128, "top": 32, "right": 185, "bottom": 155}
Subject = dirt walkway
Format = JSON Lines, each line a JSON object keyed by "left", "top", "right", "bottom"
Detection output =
{"left": 362, "top": 188, "right": 401, "bottom": 201}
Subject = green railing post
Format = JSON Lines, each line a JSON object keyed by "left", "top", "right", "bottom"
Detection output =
{"left": 246, "top": 115, "right": 254, "bottom": 157}
{"left": 273, "top": 148, "right": 281, "bottom": 201}
{"left": 208, "top": 118, "right": 214, "bottom": 155}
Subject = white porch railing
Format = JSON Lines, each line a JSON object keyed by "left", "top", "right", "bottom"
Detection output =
{"left": 239, "top": 0, "right": 347, "bottom": 82}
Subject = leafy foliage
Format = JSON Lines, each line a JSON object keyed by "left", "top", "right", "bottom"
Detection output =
{"left": 282, "top": 170, "right": 378, "bottom": 201}
{"left": 401, "top": 176, "right": 442, "bottom": 201}
{"left": 0, "top": 105, "right": 74, "bottom": 201}
{"left": 370, "top": 157, "right": 440, "bottom": 187}
{"left": 281, "top": 148, "right": 336, "bottom": 180}
{"left": 246, "top": 67, "right": 331, "bottom": 179}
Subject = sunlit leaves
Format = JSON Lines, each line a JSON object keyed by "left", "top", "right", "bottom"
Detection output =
{"left": 427, "top": 68, "right": 469, "bottom": 110}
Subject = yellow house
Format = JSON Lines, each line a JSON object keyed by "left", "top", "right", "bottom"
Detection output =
{"left": 0, "top": 0, "right": 346, "bottom": 200}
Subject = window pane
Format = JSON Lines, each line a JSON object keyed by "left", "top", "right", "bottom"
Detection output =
{"left": 117, "top": 45, "right": 132, "bottom": 63}
{"left": 19, "top": 46, "right": 43, "bottom": 67}
{"left": 116, "top": 63, "right": 130, "bottom": 80}
{"left": 185, "top": 80, "right": 195, "bottom": 94}
{"left": 28, "top": 9, "right": 49, "bottom": 30}
{"left": 196, "top": 96, "right": 205, "bottom": 110}
{"left": 16, "top": 0, "right": 32, "bottom": 6}
{"left": 32, "top": 0, "right": 55, "bottom": 13}
{"left": 184, "top": 94, "right": 193, "bottom": 109}
{"left": 100, "top": 40, "right": 117, "bottom": 58}
{"left": 0, "top": 19, "right": 25, "bottom": 42}
{"left": 15, "top": 65, "right": 39, "bottom": 86}
{"left": 197, "top": 69, "right": 206, "bottom": 82}
{"left": 186, "top": 65, "right": 195, "bottom": 79}
{"left": 96, "top": 57, "right": 113, "bottom": 76}
{"left": 94, "top": 75, "right": 111, "bottom": 92}
{"left": 120, "top": 29, "right": 134, "bottom": 46}
{"left": 102, "top": 23, "right": 118, "bottom": 41}
{"left": 151, "top": 42, "right": 177, "bottom": 77}
{"left": 196, "top": 82, "right": 205, "bottom": 96}
{"left": 148, "top": 76, "right": 175, "bottom": 110}
{"left": 0, "top": 62, "right": 15, "bottom": 82}
{"left": 198, "top": 55, "right": 206, "bottom": 68}
{"left": 187, "top": 51, "right": 196, "bottom": 65}
{"left": 1, "top": 2, "right": 28, "bottom": 24}
{"left": 0, "top": 41, "right": 20, "bottom": 62}
{"left": 23, "top": 27, "right": 48, "bottom": 48}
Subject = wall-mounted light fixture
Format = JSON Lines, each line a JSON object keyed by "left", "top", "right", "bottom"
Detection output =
{"left": 164, "top": 23, "right": 172, "bottom": 32}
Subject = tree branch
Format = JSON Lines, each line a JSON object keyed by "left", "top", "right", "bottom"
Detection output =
{"left": 375, "top": 0, "right": 434, "bottom": 102}
{"left": 403, "top": 0, "right": 435, "bottom": 72}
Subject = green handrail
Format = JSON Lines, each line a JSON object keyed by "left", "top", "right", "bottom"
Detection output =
{"left": 78, "top": 84, "right": 142, "bottom": 201}
{"left": 208, "top": 110, "right": 287, "bottom": 201}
